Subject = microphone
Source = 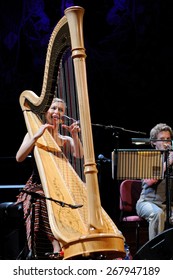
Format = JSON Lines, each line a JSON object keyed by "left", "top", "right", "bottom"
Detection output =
{"left": 164, "top": 144, "right": 172, "bottom": 150}
{"left": 70, "top": 204, "right": 83, "bottom": 209}
{"left": 62, "top": 115, "right": 80, "bottom": 124}
{"left": 98, "top": 154, "right": 111, "bottom": 162}
{"left": 131, "top": 138, "right": 151, "bottom": 145}
{"left": 132, "top": 138, "right": 173, "bottom": 148}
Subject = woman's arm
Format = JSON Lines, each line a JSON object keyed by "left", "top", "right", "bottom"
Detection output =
{"left": 70, "top": 133, "right": 84, "bottom": 158}
{"left": 16, "top": 133, "right": 36, "bottom": 162}
{"left": 16, "top": 123, "right": 54, "bottom": 162}
{"left": 62, "top": 122, "right": 84, "bottom": 158}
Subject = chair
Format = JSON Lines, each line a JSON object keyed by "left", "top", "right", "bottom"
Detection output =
{"left": 119, "top": 179, "right": 148, "bottom": 251}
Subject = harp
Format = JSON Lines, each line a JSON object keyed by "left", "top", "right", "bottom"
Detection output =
{"left": 19, "top": 6, "right": 125, "bottom": 259}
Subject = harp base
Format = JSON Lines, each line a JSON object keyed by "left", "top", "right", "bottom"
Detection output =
{"left": 63, "top": 233, "right": 126, "bottom": 260}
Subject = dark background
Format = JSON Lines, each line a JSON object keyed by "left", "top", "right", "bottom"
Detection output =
{"left": 0, "top": 0, "right": 173, "bottom": 195}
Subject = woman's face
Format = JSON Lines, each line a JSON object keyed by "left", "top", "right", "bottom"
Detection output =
{"left": 154, "top": 130, "right": 172, "bottom": 150}
{"left": 45, "top": 101, "right": 66, "bottom": 125}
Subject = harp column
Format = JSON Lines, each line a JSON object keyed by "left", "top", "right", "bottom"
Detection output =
{"left": 65, "top": 6, "right": 104, "bottom": 231}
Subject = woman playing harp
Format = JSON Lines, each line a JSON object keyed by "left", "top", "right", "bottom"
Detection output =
{"left": 15, "top": 97, "right": 84, "bottom": 259}
{"left": 16, "top": 6, "right": 125, "bottom": 260}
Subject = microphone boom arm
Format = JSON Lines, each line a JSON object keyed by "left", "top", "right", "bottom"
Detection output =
{"left": 19, "top": 189, "right": 83, "bottom": 209}
{"left": 92, "top": 123, "right": 146, "bottom": 135}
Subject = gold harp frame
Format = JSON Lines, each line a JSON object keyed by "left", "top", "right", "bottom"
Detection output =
{"left": 19, "top": 6, "right": 125, "bottom": 259}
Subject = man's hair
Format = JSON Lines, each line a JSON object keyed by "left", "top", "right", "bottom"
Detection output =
{"left": 150, "top": 123, "right": 173, "bottom": 146}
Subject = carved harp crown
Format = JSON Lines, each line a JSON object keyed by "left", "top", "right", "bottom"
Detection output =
{"left": 19, "top": 6, "right": 125, "bottom": 260}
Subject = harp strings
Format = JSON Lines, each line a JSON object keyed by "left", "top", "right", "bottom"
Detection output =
{"left": 47, "top": 49, "right": 85, "bottom": 182}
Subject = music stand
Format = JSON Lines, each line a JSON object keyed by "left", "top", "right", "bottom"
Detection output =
{"left": 112, "top": 149, "right": 164, "bottom": 180}
{"left": 112, "top": 148, "right": 172, "bottom": 228}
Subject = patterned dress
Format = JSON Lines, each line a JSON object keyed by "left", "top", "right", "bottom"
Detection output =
{"left": 15, "top": 160, "right": 54, "bottom": 259}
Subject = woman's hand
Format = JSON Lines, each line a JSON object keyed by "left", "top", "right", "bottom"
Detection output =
{"left": 33, "top": 123, "right": 54, "bottom": 140}
{"left": 62, "top": 122, "right": 80, "bottom": 137}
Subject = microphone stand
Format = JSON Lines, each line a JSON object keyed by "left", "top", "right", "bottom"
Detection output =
{"left": 92, "top": 123, "right": 146, "bottom": 135}
{"left": 165, "top": 150, "right": 172, "bottom": 229}
{"left": 20, "top": 189, "right": 83, "bottom": 260}
{"left": 93, "top": 124, "right": 146, "bottom": 183}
